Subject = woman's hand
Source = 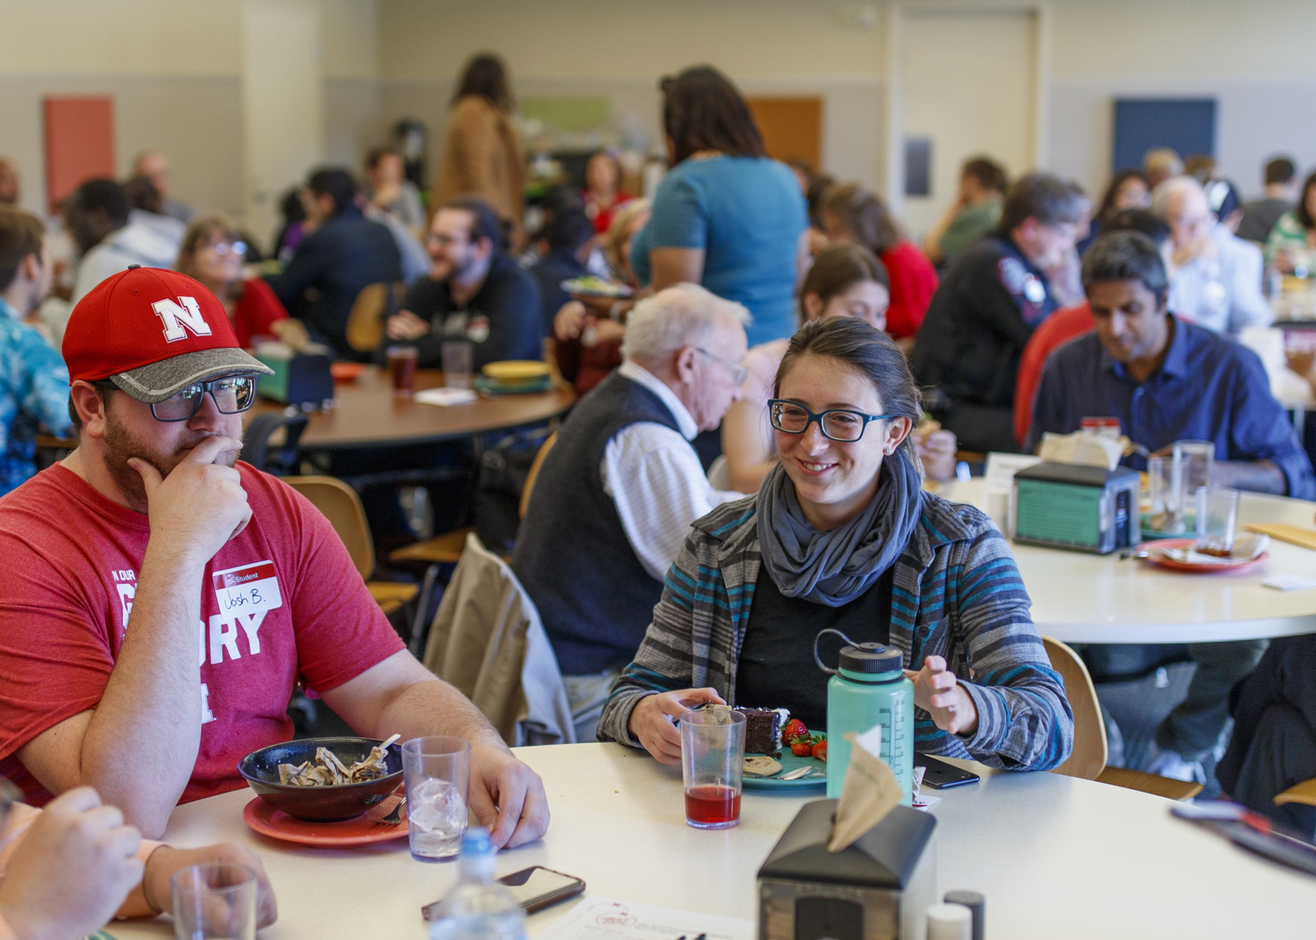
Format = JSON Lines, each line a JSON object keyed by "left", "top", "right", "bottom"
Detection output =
{"left": 915, "top": 429, "right": 958, "bottom": 482}
{"left": 627, "top": 688, "right": 725, "bottom": 765}
{"left": 585, "top": 318, "right": 626, "bottom": 346}
{"left": 905, "top": 656, "right": 978, "bottom": 736}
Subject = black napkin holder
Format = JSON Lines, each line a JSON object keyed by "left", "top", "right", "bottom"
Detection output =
{"left": 757, "top": 800, "right": 936, "bottom": 940}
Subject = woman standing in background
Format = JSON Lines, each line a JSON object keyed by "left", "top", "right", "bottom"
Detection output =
{"left": 432, "top": 54, "right": 526, "bottom": 249}
{"left": 631, "top": 65, "right": 807, "bottom": 348}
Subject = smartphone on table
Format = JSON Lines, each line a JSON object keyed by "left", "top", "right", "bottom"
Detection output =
{"left": 423, "top": 866, "right": 585, "bottom": 919}
{"left": 916, "top": 754, "right": 981, "bottom": 789}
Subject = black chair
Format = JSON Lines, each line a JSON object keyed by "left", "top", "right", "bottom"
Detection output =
{"left": 240, "top": 411, "right": 309, "bottom": 476}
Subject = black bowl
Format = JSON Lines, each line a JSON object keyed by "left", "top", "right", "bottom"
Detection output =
{"left": 238, "top": 736, "right": 404, "bottom": 822}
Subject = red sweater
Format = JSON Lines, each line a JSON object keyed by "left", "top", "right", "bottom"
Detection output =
{"left": 1013, "top": 300, "right": 1095, "bottom": 446}
{"left": 879, "top": 241, "right": 938, "bottom": 339}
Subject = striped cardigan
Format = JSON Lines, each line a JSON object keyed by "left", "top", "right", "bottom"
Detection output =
{"left": 597, "top": 491, "right": 1074, "bottom": 771}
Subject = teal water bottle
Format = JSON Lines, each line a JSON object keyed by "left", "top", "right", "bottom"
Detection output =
{"left": 814, "top": 628, "right": 915, "bottom": 805}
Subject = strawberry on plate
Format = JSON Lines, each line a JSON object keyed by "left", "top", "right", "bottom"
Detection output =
{"left": 812, "top": 737, "right": 828, "bottom": 762}
{"left": 781, "top": 719, "right": 809, "bottom": 745}
{"left": 789, "top": 737, "right": 814, "bottom": 757}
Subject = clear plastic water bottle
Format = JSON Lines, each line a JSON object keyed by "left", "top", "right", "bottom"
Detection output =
{"left": 427, "top": 828, "right": 526, "bottom": 940}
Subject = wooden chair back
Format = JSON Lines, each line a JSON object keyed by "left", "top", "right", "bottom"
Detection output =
{"left": 345, "top": 281, "right": 405, "bottom": 353}
{"left": 284, "top": 475, "right": 375, "bottom": 581}
{"left": 1042, "top": 635, "right": 1109, "bottom": 780}
{"left": 519, "top": 431, "right": 559, "bottom": 519}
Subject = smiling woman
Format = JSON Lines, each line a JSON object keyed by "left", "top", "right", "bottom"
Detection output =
{"left": 598, "top": 317, "right": 1074, "bottom": 773}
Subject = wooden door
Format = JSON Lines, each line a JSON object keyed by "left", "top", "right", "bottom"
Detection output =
{"left": 43, "top": 97, "right": 114, "bottom": 214}
{"left": 745, "top": 97, "right": 823, "bottom": 170}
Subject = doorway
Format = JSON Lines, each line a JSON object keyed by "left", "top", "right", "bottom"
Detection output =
{"left": 888, "top": 6, "right": 1046, "bottom": 240}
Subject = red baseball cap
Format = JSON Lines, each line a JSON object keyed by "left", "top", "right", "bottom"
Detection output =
{"left": 62, "top": 266, "right": 273, "bottom": 403}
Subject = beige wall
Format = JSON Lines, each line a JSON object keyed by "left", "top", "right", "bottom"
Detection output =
{"left": 4, "top": 0, "right": 1316, "bottom": 235}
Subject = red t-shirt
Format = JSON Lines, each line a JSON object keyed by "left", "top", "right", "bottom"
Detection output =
{"left": 879, "top": 241, "right": 938, "bottom": 339}
{"left": 1013, "top": 300, "right": 1095, "bottom": 446}
{"left": 230, "top": 277, "right": 289, "bottom": 349}
{"left": 583, "top": 191, "right": 634, "bottom": 235}
{"left": 0, "top": 463, "right": 405, "bottom": 805}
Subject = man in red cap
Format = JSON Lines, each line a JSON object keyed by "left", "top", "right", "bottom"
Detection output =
{"left": 0, "top": 267, "right": 549, "bottom": 846}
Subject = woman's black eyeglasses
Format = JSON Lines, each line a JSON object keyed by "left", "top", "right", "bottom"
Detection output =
{"left": 768, "top": 399, "right": 895, "bottom": 443}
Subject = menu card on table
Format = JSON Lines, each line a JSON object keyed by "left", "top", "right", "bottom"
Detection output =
{"left": 537, "top": 897, "right": 753, "bottom": 940}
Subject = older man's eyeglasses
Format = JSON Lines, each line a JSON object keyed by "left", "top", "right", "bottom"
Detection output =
{"left": 768, "top": 399, "right": 895, "bottom": 443}
{"left": 151, "top": 375, "right": 259, "bottom": 422}
{"left": 696, "top": 348, "right": 750, "bottom": 386}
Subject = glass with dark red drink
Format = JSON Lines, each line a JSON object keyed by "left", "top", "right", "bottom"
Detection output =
{"left": 386, "top": 345, "right": 418, "bottom": 397}
{"left": 679, "top": 706, "right": 746, "bottom": 830}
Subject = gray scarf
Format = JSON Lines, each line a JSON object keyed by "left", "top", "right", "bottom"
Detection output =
{"left": 756, "top": 451, "right": 923, "bottom": 607}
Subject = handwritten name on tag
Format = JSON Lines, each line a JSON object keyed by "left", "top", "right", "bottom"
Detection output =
{"left": 212, "top": 561, "right": 283, "bottom": 617}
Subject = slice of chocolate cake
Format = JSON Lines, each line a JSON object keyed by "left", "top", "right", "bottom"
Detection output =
{"left": 735, "top": 707, "right": 789, "bottom": 756}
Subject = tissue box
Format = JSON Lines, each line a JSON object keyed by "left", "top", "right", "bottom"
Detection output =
{"left": 1012, "top": 461, "right": 1140, "bottom": 554}
{"left": 254, "top": 346, "right": 334, "bottom": 409}
{"left": 758, "top": 801, "right": 936, "bottom": 940}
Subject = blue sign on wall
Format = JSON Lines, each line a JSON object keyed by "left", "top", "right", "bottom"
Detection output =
{"left": 1112, "top": 98, "right": 1216, "bottom": 174}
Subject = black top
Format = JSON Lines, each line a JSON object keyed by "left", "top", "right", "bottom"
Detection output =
{"left": 393, "top": 253, "right": 544, "bottom": 370}
{"left": 910, "top": 233, "right": 1057, "bottom": 409}
{"left": 529, "top": 249, "right": 589, "bottom": 334}
{"left": 735, "top": 565, "right": 894, "bottom": 730}
{"left": 267, "top": 207, "right": 402, "bottom": 361}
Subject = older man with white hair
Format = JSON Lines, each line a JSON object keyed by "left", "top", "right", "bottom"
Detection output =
{"left": 513, "top": 283, "right": 750, "bottom": 740}
{"left": 1152, "top": 175, "right": 1272, "bottom": 337}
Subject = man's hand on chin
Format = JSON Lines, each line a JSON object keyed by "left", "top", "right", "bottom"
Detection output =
{"left": 130, "top": 434, "right": 252, "bottom": 556}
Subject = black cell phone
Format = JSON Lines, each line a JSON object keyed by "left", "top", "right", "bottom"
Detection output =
{"left": 916, "top": 754, "right": 980, "bottom": 789}
{"left": 422, "top": 866, "right": 585, "bottom": 920}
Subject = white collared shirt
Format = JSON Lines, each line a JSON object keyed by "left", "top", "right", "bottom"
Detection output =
{"left": 601, "top": 360, "right": 744, "bottom": 581}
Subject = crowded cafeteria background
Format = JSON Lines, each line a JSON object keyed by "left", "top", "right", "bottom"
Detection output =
{"left": 3, "top": 0, "right": 1316, "bottom": 936}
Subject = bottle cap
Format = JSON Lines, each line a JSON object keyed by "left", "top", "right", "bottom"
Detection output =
{"left": 943, "top": 890, "right": 984, "bottom": 940}
{"left": 926, "top": 903, "right": 972, "bottom": 940}
{"left": 838, "top": 641, "right": 903, "bottom": 677}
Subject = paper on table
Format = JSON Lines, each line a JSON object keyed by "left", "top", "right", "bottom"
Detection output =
{"left": 536, "top": 897, "right": 753, "bottom": 940}
{"left": 827, "top": 726, "right": 902, "bottom": 853}
{"left": 415, "top": 388, "right": 477, "bottom": 406}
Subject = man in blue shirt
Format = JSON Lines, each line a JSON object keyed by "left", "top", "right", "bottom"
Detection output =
{"left": 1029, "top": 230, "right": 1314, "bottom": 785}
{"left": 0, "top": 207, "right": 71, "bottom": 496}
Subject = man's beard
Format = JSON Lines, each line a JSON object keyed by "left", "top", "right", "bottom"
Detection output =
{"left": 101, "top": 404, "right": 238, "bottom": 510}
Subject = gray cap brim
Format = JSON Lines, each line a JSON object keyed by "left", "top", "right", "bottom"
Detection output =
{"left": 110, "top": 347, "right": 275, "bottom": 404}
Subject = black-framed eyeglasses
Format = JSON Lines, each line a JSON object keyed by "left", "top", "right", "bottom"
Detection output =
{"left": 696, "top": 347, "right": 750, "bottom": 386}
{"left": 150, "top": 375, "right": 259, "bottom": 422}
{"left": 768, "top": 399, "right": 895, "bottom": 443}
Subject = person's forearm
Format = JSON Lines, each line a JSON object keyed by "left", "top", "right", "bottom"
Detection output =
{"left": 79, "top": 543, "right": 207, "bottom": 837}
{"left": 366, "top": 678, "right": 508, "bottom": 753}
{"left": 1212, "top": 459, "right": 1287, "bottom": 495}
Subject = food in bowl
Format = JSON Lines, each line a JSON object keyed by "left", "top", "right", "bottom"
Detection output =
{"left": 560, "top": 275, "right": 634, "bottom": 298}
{"left": 278, "top": 734, "right": 399, "bottom": 786}
{"left": 239, "top": 735, "right": 405, "bottom": 822}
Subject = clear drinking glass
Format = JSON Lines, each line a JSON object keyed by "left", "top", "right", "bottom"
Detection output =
{"left": 1147, "top": 455, "right": 1185, "bottom": 535}
{"left": 171, "top": 862, "right": 257, "bottom": 940}
{"left": 441, "top": 340, "right": 474, "bottom": 389}
{"left": 1173, "top": 440, "right": 1214, "bottom": 514}
{"left": 402, "top": 735, "right": 471, "bottom": 862}
{"left": 679, "top": 707, "right": 746, "bottom": 830}
{"left": 1196, "top": 486, "right": 1241, "bottom": 557}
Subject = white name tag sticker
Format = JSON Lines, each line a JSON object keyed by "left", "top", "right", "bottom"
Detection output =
{"left": 212, "top": 560, "right": 283, "bottom": 617}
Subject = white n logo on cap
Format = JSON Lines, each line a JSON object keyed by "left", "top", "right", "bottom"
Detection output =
{"left": 153, "top": 296, "right": 213, "bottom": 343}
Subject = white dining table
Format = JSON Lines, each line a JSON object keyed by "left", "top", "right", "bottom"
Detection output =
{"left": 936, "top": 477, "right": 1316, "bottom": 644}
{"left": 107, "top": 742, "right": 1312, "bottom": 940}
